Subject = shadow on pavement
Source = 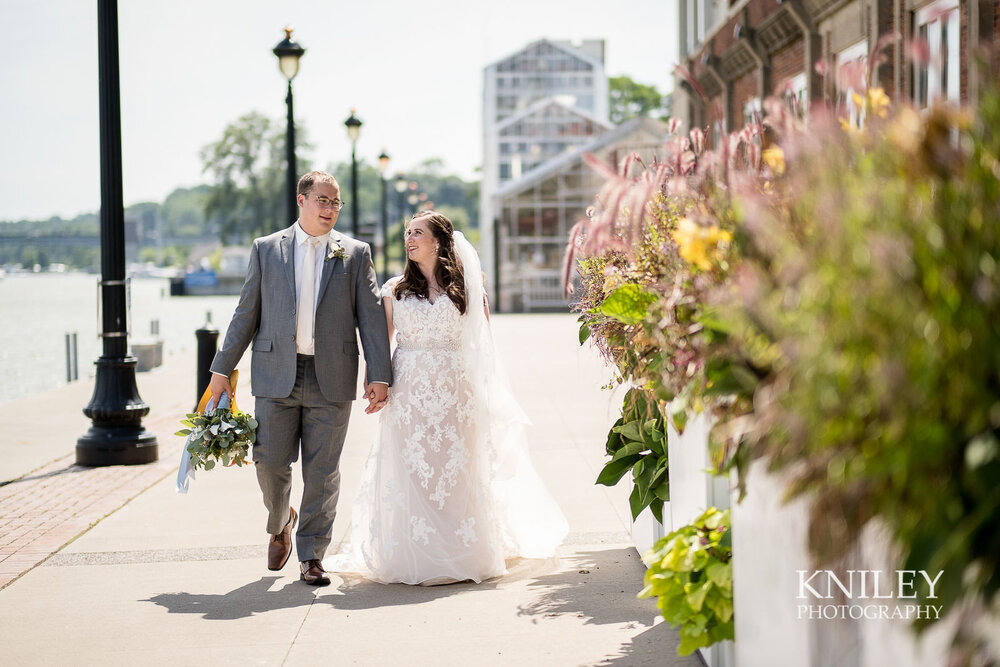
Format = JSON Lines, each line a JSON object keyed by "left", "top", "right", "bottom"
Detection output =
{"left": 142, "top": 576, "right": 317, "bottom": 620}
{"left": 517, "top": 548, "right": 657, "bottom": 627}
{"left": 141, "top": 555, "right": 566, "bottom": 619}
{"left": 0, "top": 464, "right": 81, "bottom": 488}
{"left": 595, "top": 622, "right": 702, "bottom": 667}
{"left": 142, "top": 549, "right": 660, "bottom": 623}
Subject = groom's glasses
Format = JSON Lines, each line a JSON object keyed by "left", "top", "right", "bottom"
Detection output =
{"left": 305, "top": 193, "right": 346, "bottom": 210}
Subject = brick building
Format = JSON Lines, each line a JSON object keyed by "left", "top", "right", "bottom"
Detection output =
{"left": 673, "top": 0, "right": 1000, "bottom": 138}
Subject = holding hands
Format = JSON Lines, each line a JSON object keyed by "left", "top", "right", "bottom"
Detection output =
{"left": 364, "top": 382, "right": 389, "bottom": 414}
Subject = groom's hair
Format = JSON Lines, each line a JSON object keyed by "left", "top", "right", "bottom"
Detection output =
{"left": 297, "top": 171, "right": 338, "bottom": 195}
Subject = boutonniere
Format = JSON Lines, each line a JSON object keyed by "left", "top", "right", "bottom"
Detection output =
{"left": 326, "top": 241, "right": 347, "bottom": 262}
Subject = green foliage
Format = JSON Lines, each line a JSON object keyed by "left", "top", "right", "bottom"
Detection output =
{"left": 200, "top": 111, "right": 313, "bottom": 243}
{"left": 160, "top": 185, "right": 212, "bottom": 237}
{"left": 0, "top": 185, "right": 213, "bottom": 269}
{"left": 639, "top": 507, "right": 733, "bottom": 656}
{"left": 577, "top": 75, "right": 1000, "bottom": 652}
{"left": 609, "top": 75, "right": 670, "bottom": 125}
{"left": 596, "top": 283, "right": 656, "bottom": 325}
{"left": 175, "top": 408, "right": 258, "bottom": 470}
{"left": 720, "top": 94, "right": 1000, "bottom": 631}
{"left": 597, "top": 388, "right": 669, "bottom": 523}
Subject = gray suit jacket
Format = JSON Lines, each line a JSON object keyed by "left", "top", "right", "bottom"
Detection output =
{"left": 210, "top": 224, "right": 392, "bottom": 402}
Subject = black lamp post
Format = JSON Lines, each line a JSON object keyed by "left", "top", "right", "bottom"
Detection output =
{"left": 394, "top": 174, "right": 407, "bottom": 273}
{"left": 407, "top": 182, "right": 420, "bottom": 216}
{"left": 376, "top": 149, "right": 390, "bottom": 281}
{"left": 77, "top": 0, "right": 157, "bottom": 466}
{"left": 344, "top": 110, "right": 362, "bottom": 237}
{"left": 273, "top": 27, "right": 305, "bottom": 229}
{"left": 407, "top": 182, "right": 420, "bottom": 265}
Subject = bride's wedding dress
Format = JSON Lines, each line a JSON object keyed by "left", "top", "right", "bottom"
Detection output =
{"left": 332, "top": 233, "right": 567, "bottom": 585}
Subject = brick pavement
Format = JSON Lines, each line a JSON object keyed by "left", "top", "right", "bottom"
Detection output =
{"left": 0, "top": 410, "right": 184, "bottom": 589}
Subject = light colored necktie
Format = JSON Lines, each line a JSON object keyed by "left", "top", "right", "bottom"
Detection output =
{"left": 296, "top": 237, "right": 320, "bottom": 355}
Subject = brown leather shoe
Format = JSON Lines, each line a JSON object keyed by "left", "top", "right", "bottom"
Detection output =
{"left": 299, "top": 559, "right": 331, "bottom": 586}
{"left": 267, "top": 507, "right": 297, "bottom": 571}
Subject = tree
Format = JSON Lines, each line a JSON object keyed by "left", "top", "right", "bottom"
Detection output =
{"left": 200, "top": 112, "right": 312, "bottom": 244}
{"left": 609, "top": 75, "right": 670, "bottom": 125}
{"left": 161, "top": 185, "right": 212, "bottom": 237}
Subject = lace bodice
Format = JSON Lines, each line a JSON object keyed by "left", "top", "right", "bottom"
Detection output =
{"left": 382, "top": 282, "right": 463, "bottom": 351}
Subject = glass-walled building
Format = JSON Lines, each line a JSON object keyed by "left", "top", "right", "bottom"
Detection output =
{"left": 493, "top": 117, "right": 669, "bottom": 312}
{"left": 481, "top": 39, "right": 610, "bottom": 307}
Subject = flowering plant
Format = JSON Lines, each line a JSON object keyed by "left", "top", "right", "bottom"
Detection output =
{"left": 175, "top": 406, "right": 257, "bottom": 470}
{"left": 326, "top": 241, "right": 347, "bottom": 262}
{"left": 571, "top": 43, "right": 1000, "bottom": 657}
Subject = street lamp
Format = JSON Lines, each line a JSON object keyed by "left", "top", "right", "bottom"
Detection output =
{"left": 344, "top": 109, "right": 363, "bottom": 237}
{"left": 273, "top": 26, "right": 305, "bottom": 229}
{"left": 407, "top": 182, "right": 420, "bottom": 216}
{"left": 77, "top": 0, "right": 157, "bottom": 466}
{"left": 376, "top": 149, "right": 390, "bottom": 281}
{"left": 394, "top": 174, "right": 407, "bottom": 273}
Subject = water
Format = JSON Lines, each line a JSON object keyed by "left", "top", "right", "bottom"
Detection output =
{"left": 0, "top": 273, "right": 239, "bottom": 405}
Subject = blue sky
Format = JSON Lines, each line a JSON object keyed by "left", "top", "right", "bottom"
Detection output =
{"left": 0, "top": 0, "right": 677, "bottom": 221}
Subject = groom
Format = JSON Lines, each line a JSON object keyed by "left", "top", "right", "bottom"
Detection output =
{"left": 208, "top": 170, "right": 392, "bottom": 586}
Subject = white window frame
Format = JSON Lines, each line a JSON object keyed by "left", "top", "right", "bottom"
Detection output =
{"left": 785, "top": 72, "right": 808, "bottom": 118}
{"left": 915, "top": 0, "right": 960, "bottom": 108}
{"left": 743, "top": 97, "right": 762, "bottom": 127}
{"left": 837, "top": 40, "right": 869, "bottom": 129}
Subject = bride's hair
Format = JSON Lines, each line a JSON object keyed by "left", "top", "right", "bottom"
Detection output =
{"left": 393, "top": 210, "right": 468, "bottom": 314}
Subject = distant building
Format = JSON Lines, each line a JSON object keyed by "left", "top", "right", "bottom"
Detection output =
{"left": 493, "top": 117, "right": 669, "bottom": 312}
{"left": 481, "top": 39, "right": 611, "bottom": 312}
{"left": 673, "top": 0, "right": 999, "bottom": 140}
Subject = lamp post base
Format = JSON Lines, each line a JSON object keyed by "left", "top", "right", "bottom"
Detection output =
{"left": 76, "top": 355, "right": 158, "bottom": 466}
{"left": 76, "top": 427, "right": 159, "bottom": 466}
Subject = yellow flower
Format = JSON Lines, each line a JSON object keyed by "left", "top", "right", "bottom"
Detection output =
{"left": 762, "top": 146, "right": 786, "bottom": 175}
{"left": 672, "top": 218, "right": 732, "bottom": 271}
{"left": 887, "top": 106, "right": 922, "bottom": 155}
{"left": 868, "top": 87, "right": 890, "bottom": 118}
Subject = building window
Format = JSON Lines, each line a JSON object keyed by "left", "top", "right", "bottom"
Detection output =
{"left": 785, "top": 72, "right": 808, "bottom": 118}
{"left": 915, "top": 0, "right": 960, "bottom": 107}
{"left": 837, "top": 40, "right": 869, "bottom": 128}
{"left": 743, "top": 97, "right": 762, "bottom": 126}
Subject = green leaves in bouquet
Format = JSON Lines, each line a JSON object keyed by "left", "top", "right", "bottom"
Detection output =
{"left": 175, "top": 408, "right": 258, "bottom": 471}
{"left": 596, "top": 387, "right": 669, "bottom": 523}
{"left": 639, "top": 507, "right": 733, "bottom": 656}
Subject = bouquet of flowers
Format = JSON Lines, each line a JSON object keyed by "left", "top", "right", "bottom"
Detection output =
{"left": 176, "top": 396, "right": 257, "bottom": 470}
{"left": 175, "top": 371, "right": 257, "bottom": 493}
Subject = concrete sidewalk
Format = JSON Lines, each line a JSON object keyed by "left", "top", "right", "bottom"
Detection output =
{"left": 0, "top": 314, "right": 701, "bottom": 667}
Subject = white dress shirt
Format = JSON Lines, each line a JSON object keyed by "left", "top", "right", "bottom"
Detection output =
{"left": 294, "top": 222, "right": 330, "bottom": 355}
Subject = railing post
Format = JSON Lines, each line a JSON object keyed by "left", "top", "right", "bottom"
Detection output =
{"left": 65, "top": 333, "right": 73, "bottom": 383}
{"left": 195, "top": 312, "right": 219, "bottom": 411}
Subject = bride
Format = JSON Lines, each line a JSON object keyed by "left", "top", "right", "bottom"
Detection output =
{"left": 332, "top": 210, "right": 567, "bottom": 585}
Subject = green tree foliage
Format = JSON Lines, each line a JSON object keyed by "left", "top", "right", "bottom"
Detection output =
{"left": 161, "top": 185, "right": 212, "bottom": 237}
{"left": 200, "top": 111, "right": 312, "bottom": 243}
{"left": 327, "top": 157, "right": 479, "bottom": 275}
{"left": 608, "top": 75, "right": 670, "bottom": 125}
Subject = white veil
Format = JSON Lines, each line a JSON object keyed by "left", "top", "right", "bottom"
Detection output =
{"left": 453, "top": 231, "right": 568, "bottom": 557}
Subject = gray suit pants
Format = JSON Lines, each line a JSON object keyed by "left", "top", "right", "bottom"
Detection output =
{"left": 254, "top": 354, "right": 351, "bottom": 562}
